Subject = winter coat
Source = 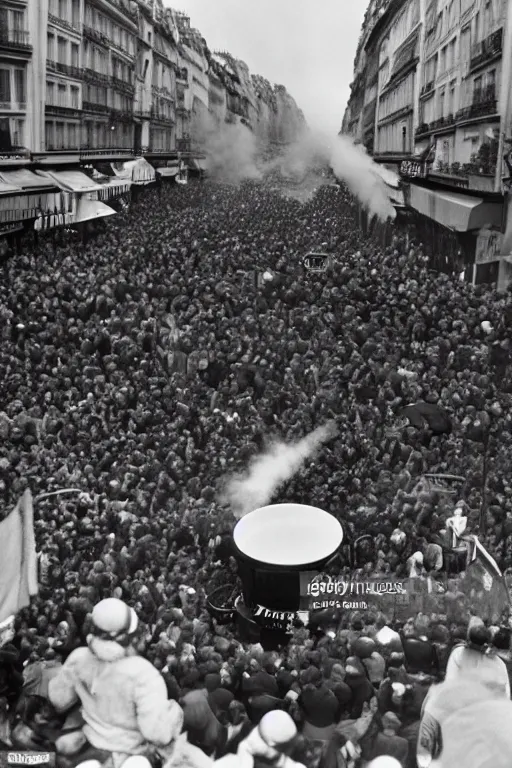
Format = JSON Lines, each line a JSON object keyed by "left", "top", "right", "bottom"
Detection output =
{"left": 48, "top": 635, "right": 183, "bottom": 755}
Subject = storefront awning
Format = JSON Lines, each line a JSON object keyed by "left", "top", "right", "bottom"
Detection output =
{"left": 0, "top": 180, "right": 21, "bottom": 195}
{"left": 74, "top": 198, "right": 116, "bottom": 222}
{"left": 96, "top": 178, "right": 132, "bottom": 201}
{"left": 35, "top": 197, "right": 115, "bottom": 230}
{"left": 408, "top": 185, "right": 503, "bottom": 232}
{"left": 37, "top": 170, "right": 102, "bottom": 194}
{"left": 111, "top": 158, "right": 156, "bottom": 185}
{"left": 157, "top": 167, "right": 179, "bottom": 177}
{"left": 0, "top": 169, "right": 55, "bottom": 192}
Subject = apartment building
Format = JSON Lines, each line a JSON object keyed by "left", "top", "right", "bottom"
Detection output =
{"left": 344, "top": 0, "right": 511, "bottom": 287}
{"left": 0, "top": 0, "right": 32, "bottom": 152}
{"left": 80, "top": 0, "right": 138, "bottom": 158}
{"left": 374, "top": 0, "right": 422, "bottom": 157}
{"left": 416, "top": 0, "right": 506, "bottom": 177}
{"left": 44, "top": 0, "right": 83, "bottom": 154}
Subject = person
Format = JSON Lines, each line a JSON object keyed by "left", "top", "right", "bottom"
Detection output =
{"left": 48, "top": 598, "right": 183, "bottom": 767}
{"left": 444, "top": 617, "right": 510, "bottom": 697}
{"left": 215, "top": 710, "right": 305, "bottom": 768}
{"left": 445, "top": 502, "right": 467, "bottom": 548}
{"left": 417, "top": 677, "right": 512, "bottom": 768}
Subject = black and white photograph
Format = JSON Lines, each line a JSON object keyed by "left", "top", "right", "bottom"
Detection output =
{"left": 1, "top": 1, "right": 512, "bottom": 767}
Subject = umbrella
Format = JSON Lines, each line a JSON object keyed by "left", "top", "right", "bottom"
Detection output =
{"left": 401, "top": 402, "right": 452, "bottom": 435}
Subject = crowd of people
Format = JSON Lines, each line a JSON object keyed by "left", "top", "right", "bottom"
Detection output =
{"left": 1, "top": 174, "right": 512, "bottom": 768}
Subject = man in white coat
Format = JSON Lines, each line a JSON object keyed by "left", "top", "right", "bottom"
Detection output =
{"left": 49, "top": 598, "right": 184, "bottom": 768}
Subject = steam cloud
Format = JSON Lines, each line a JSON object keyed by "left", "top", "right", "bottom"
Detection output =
{"left": 194, "top": 110, "right": 262, "bottom": 184}
{"left": 328, "top": 133, "right": 397, "bottom": 222}
{"left": 194, "top": 113, "right": 397, "bottom": 220}
{"left": 220, "top": 421, "right": 338, "bottom": 519}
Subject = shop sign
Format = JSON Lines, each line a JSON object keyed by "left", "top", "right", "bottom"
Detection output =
{"left": 475, "top": 229, "right": 503, "bottom": 264}
{"left": 400, "top": 160, "right": 427, "bottom": 179}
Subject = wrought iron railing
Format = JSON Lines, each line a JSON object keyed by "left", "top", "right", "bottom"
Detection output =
{"left": 82, "top": 101, "right": 110, "bottom": 114}
{"left": 176, "top": 138, "right": 190, "bottom": 151}
{"left": 83, "top": 25, "right": 109, "bottom": 46}
{"left": 470, "top": 27, "right": 503, "bottom": 70}
{"left": 48, "top": 14, "right": 81, "bottom": 35}
{"left": 83, "top": 68, "right": 109, "bottom": 85}
{"left": 421, "top": 80, "right": 434, "bottom": 96}
{"left": 47, "top": 60, "right": 82, "bottom": 78}
{"left": 0, "top": 29, "right": 31, "bottom": 49}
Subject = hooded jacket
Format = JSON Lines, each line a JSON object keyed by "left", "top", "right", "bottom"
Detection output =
{"left": 48, "top": 634, "right": 183, "bottom": 754}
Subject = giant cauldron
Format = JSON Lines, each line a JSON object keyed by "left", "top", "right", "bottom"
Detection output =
{"left": 233, "top": 503, "right": 343, "bottom": 620}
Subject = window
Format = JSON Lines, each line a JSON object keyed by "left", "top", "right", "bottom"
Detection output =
{"left": 11, "top": 10, "right": 24, "bottom": 31}
{"left": 448, "top": 79, "right": 456, "bottom": 114}
{"left": 0, "top": 69, "right": 11, "bottom": 106}
{"left": 473, "top": 75, "right": 482, "bottom": 102}
{"left": 71, "top": 0, "right": 80, "bottom": 26}
{"left": 71, "top": 43, "right": 79, "bottom": 68}
{"left": 56, "top": 122, "right": 65, "bottom": 148}
{"left": 45, "top": 121, "right": 53, "bottom": 150}
{"left": 438, "top": 88, "right": 445, "bottom": 118}
{"left": 58, "top": 84, "right": 66, "bottom": 107}
{"left": 58, "top": 0, "right": 67, "bottom": 20}
{"left": 57, "top": 37, "right": 67, "bottom": 64}
{"left": 70, "top": 85, "right": 79, "bottom": 108}
{"left": 14, "top": 70, "right": 25, "bottom": 105}
{"left": 46, "top": 81, "right": 55, "bottom": 104}
{"left": 47, "top": 33, "right": 55, "bottom": 60}
{"left": 68, "top": 123, "right": 77, "bottom": 147}
{"left": 486, "top": 69, "right": 496, "bottom": 100}
{"left": 439, "top": 46, "right": 446, "bottom": 73}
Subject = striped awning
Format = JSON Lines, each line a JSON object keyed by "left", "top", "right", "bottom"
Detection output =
{"left": 96, "top": 178, "right": 132, "bottom": 201}
{"left": 35, "top": 197, "right": 115, "bottom": 230}
{"left": 0, "top": 189, "right": 74, "bottom": 224}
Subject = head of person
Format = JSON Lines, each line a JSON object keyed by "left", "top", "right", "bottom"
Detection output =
{"left": 86, "top": 598, "right": 139, "bottom": 662}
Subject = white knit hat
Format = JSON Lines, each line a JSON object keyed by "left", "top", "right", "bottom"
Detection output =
{"left": 259, "top": 711, "right": 297, "bottom": 746}
{"left": 367, "top": 758, "right": 402, "bottom": 768}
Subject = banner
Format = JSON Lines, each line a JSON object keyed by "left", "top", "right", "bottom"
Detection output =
{"left": 251, "top": 603, "right": 297, "bottom": 632}
{"left": 0, "top": 489, "right": 38, "bottom": 623}
{"left": 461, "top": 535, "right": 510, "bottom": 621}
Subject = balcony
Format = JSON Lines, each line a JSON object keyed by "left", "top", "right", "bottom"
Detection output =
{"left": 89, "top": 0, "right": 138, "bottom": 25}
{"left": 421, "top": 80, "right": 434, "bottom": 97}
{"left": 0, "top": 147, "right": 30, "bottom": 160}
{"left": 82, "top": 100, "right": 110, "bottom": 114}
{"left": 112, "top": 76, "right": 135, "bottom": 95}
{"left": 0, "top": 29, "right": 32, "bottom": 53}
{"left": 48, "top": 13, "right": 81, "bottom": 35}
{"left": 83, "top": 68, "right": 109, "bottom": 85}
{"left": 80, "top": 147, "right": 134, "bottom": 158}
{"left": 134, "top": 107, "right": 152, "bottom": 119}
{"left": 469, "top": 27, "right": 503, "bottom": 71}
{"left": 45, "top": 104, "right": 81, "bottom": 117}
{"left": 110, "top": 108, "right": 134, "bottom": 122}
{"left": 456, "top": 86, "right": 497, "bottom": 121}
{"left": 46, "top": 60, "right": 82, "bottom": 79}
{"left": 0, "top": 101, "right": 26, "bottom": 111}
{"left": 83, "top": 25, "right": 109, "bottom": 46}
{"left": 150, "top": 108, "right": 173, "bottom": 123}
{"left": 176, "top": 138, "right": 190, "bottom": 152}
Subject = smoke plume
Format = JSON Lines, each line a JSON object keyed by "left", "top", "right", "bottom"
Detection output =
{"left": 194, "top": 110, "right": 262, "bottom": 184}
{"left": 220, "top": 421, "right": 338, "bottom": 519}
{"left": 329, "top": 133, "right": 397, "bottom": 221}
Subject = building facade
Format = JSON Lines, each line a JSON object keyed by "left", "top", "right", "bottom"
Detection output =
{"left": 344, "top": 0, "right": 512, "bottom": 288}
{"left": 0, "top": 0, "right": 33, "bottom": 152}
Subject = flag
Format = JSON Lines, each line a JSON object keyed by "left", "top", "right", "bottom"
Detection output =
{"left": 0, "top": 489, "right": 38, "bottom": 623}
{"left": 462, "top": 535, "right": 509, "bottom": 621}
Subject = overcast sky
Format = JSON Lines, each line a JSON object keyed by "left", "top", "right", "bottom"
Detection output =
{"left": 164, "top": 0, "right": 367, "bottom": 136}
